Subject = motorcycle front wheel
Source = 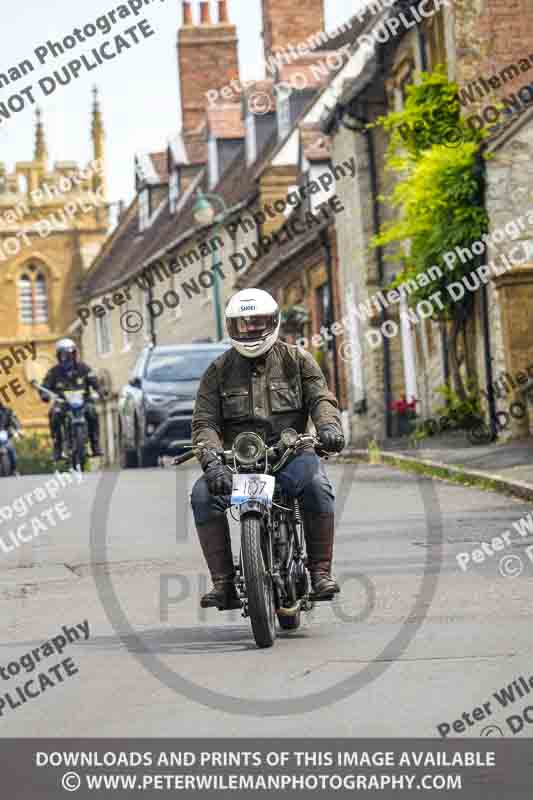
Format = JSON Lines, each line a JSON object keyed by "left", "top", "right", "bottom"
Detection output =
{"left": 241, "top": 513, "right": 276, "bottom": 649}
{"left": 72, "top": 425, "right": 87, "bottom": 471}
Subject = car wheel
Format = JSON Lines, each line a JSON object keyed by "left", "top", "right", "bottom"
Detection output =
{"left": 119, "top": 425, "right": 138, "bottom": 469}
{"left": 135, "top": 428, "right": 159, "bottom": 468}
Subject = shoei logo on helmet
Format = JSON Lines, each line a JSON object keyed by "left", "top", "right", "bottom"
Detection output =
{"left": 240, "top": 305, "right": 256, "bottom": 312}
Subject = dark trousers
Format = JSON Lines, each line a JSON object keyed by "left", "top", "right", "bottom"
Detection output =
{"left": 49, "top": 402, "right": 99, "bottom": 445}
{"left": 191, "top": 451, "right": 335, "bottom": 526}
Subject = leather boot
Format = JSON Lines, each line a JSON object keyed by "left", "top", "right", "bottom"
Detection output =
{"left": 197, "top": 517, "right": 241, "bottom": 610}
{"left": 303, "top": 512, "right": 340, "bottom": 600}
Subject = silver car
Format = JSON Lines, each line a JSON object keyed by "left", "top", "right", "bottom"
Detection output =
{"left": 118, "top": 342, "right": 230, "bottom": 468}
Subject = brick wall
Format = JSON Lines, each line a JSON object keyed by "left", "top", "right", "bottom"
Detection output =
{"left": 178, "top": 2, "right": 240, "bottom": 133}
{"left": 454, "top": 0, "right": 533, "bottom": 119}
{"left": 261, "top": 0, "right": 325, "bottom": 59}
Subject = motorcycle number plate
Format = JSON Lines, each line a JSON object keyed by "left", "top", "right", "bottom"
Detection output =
{"left": 231, "top": 474, "right": 275, "bottom": 507}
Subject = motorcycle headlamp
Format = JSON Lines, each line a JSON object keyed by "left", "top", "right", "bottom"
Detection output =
{"left": 232, "top": 432, "right": 266, "bottom": 466}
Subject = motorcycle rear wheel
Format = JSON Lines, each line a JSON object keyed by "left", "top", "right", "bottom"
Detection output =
{"left": 241, "top": 514, "right": 276, "bottom": 649}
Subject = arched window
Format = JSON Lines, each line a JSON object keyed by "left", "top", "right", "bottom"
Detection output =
{"left": 34, "top": 273, "right": 48, "bottom": 322}
{"left": 18, "top": 266, "right": 49, "bottom": 324}
{"left": 18, "top": 274, "right": 33, "bottom": 323}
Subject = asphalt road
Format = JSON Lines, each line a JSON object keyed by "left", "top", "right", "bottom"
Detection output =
{"left": 0, "top": 461, "right": 532, "bottom": 737}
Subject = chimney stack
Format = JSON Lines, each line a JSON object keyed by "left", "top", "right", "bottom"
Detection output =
{"left": 200, "top": 1, "right": 211, "bottom": 24}
{"left": 218, "top": 1, "right": 229, "bottom": 23}
{"left": 182, "top": 1, "right": 193, "bottom": 26}
{"left": 178, "top": 0, "right": 240, "bottom": 132}
{"left": 261, "top": 0, "right": 325, "bottom": 61}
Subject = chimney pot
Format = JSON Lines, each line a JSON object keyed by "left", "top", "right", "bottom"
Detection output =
{"left": 218, "top": 0, "right": 229, "bottom": 23}
{"left": 200, "top": 1, "right": 211, "bottom": 24}
{"left": 182, "top": 0, "right": 193, "bottom": 25}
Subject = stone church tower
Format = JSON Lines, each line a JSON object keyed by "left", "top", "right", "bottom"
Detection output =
{"left": 0, "top": 92, "right": 108, "bottom": 433}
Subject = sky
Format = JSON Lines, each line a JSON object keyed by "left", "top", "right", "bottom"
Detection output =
{"left": 0, "top": 0, "right": 355, "bottom": 208}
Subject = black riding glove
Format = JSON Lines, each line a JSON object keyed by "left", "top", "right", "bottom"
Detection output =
{"left": 204, "top": 458, "right": 233, "bottom": 496}
{"left": 318, "top": 424, "right": 345, "bottom": 453}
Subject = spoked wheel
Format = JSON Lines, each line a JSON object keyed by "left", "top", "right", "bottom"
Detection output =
{"left": 72, "top": 426, "right": 87, "bottom": 472}
{"left": 241, "top": 513, "right": 276, "bottom": 649}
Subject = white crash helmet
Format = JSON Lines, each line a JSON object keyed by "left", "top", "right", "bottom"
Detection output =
{"left": 225, "top": 289, "right": 280, "bottom": 359}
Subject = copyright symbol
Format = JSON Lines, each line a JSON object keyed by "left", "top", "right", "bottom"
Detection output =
{"left": 481, "top": 725, "right": 504, "bottom": 737}
{"left": 442, "top": 126, "right": 464, "bottom": 148}
{"left": 248, "top": 91, "right": 274, "bottom": 115}
{"left": 62, "top": 772, "right": 81, "bottom": 792}
{"left": 120, "top": 310, "right": 143, "bottom": 334}
{"left": 499, "top": 554, "right": 523, "bottom": 578}
{"left": 339, "top": 341, "right": 355, "bottom": 363}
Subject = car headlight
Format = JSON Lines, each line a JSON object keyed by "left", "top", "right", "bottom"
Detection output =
{"left": 233, "top": 432, "right": 266, "bottom": 465}
{"left": 146, "top": 394, "right": 172, "bottom": 405}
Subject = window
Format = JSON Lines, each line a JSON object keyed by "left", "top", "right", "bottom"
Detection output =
{"left": 208, "top": 138, "right": 219, "bottom": 189}
{"left": 122, "top": 302, "right": 131, "bottom": 351}
{"left": 139, "top": 188, "right": 150, "bottom": 231}
{"left": 18, "top": 274, "right": 33, "bottom": 323}
{"left": 95, "top": 313, "right": 112, "bottom": 356}
{"left": 18, "top": 268, "right": 48, "bottom": 324}
{"left": 34, "top": 274, "right": 48, "bottom": 322}
{"left": 277, "top": 92, "right": 291, "bottom": 141}
{"left": 245, "top": 113, "right": 257, "bottom": 166}
{"left": 169, "top": 169, "right": 180, "bottom": 214}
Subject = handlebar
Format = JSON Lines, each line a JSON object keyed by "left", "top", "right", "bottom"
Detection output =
{"left": 173, "top": 450, "right": 197, "bottom": 466}
{"left": 174, "top": 433, "right": 329, "bottom": 470}
{"left": 30, "top": 380, "right": 100, "bottom": 404}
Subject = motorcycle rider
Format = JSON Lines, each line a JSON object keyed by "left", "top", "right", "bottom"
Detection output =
{"left": 40, "top": 339, "right": 103, "bottom": 461}
{"left": 191, "top": 288, "right": 345, "bottom": 611}
{"left": 0, "top": 401, "right": 22, "bottom": 475}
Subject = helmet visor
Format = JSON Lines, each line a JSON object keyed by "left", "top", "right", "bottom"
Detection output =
{"left": 58, "top": 346, "right": 77, "bottom": 367}
{"left": 227, "top": 313, "right": 279, "bottom": 343}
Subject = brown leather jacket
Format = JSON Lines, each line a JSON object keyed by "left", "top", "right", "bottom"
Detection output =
{"left": 192, "top": 340, "right": 341, "bottom": 464}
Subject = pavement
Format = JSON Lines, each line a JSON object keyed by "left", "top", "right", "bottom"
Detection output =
{"left": 345, "top": 433, "right": 533, "bottom": 499}
{"left": 0, "top": 461, "right": 532, "bottom": 738}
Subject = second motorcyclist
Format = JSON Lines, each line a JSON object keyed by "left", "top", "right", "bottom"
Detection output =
{"left": 40, "top": 338, "right": 103, "bottom": 461}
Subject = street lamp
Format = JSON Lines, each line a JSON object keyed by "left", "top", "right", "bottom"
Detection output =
{"left": 192, "top": 191, "right": 228, "bottom": 341}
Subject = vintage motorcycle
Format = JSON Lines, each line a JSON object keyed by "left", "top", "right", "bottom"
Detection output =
{"left": 176, "top": 428, "right": 330, "bottom": 649}
{"left": 31, "top": 380, "right": 90, "bottom": 471}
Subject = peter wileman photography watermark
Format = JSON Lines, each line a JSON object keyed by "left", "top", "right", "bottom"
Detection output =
{"left": 0, "top": 621, "right": 89, "bottom": 718}
{"left": 0, "top": 341, "right": 36, "bottom": 405}
{"left": 76, "top": 159, "right": 357, "bottom": 334}
{"left": 0, "top": 468, "right": 84, "bottom": 556}
{"left": 0, "top": 1, "right": 167, "bottom": 125}
{"left": 0, "top": 160, "right": 105, "bottom": 263}
{"left": 455, "top": 509, "right": 533, "bottom": 577}
{"left": 437, "top": 668, "right": 533, "bottom": 737}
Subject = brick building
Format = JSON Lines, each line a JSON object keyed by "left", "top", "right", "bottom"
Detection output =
{"left": 0, "top": 94, "right": 108, "bottom": 434}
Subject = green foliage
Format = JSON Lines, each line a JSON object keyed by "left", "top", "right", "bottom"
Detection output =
{"left": 409, "top": 383, "right": 484, "bottom": 443}
{"left": 15, "top": 432, "right": 56, "bottom": 475}
{"left": 434, "top": 382, "right": 483, "bottom": 422}
{"left": 371, "top": 68, "right": 489, "bottom": 319}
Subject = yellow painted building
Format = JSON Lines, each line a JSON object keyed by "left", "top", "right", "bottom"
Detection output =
{"left": 0, "top": 91, "right": 108, "bottom": 432}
